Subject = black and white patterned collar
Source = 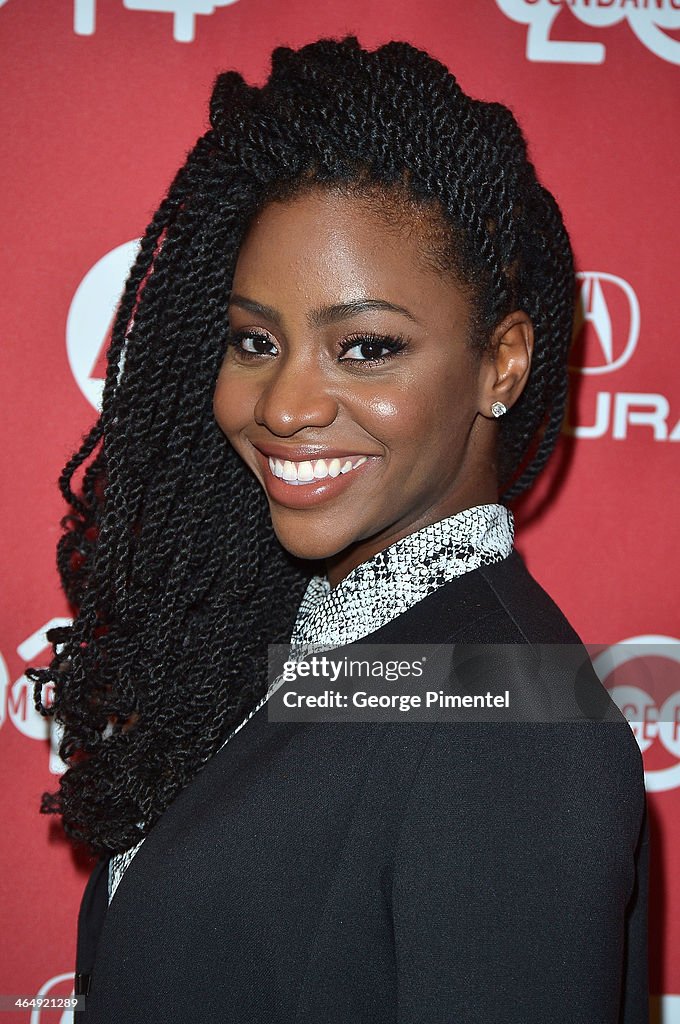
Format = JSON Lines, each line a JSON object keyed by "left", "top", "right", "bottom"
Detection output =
{"left": 289, "top": 502, "right": 514, "bottom": 657}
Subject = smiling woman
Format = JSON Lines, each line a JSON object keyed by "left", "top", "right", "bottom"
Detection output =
{"left": 27, "top": 34, "right": 647, "bottom": 1024}
{"left": 213, "top": 187, "right": 532, "bottom": 578}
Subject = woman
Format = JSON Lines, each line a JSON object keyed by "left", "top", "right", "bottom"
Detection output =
{"left": 29, "top": 35, "right": 648, "bottom": 1022}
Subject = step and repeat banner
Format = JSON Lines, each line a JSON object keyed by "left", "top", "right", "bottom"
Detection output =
{"left": 1, "top": 1, "right": 678, "bottom": 1020}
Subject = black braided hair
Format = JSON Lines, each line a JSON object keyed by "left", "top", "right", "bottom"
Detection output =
{"left": 28, "top": 35, "right": 575, "bottom": 857}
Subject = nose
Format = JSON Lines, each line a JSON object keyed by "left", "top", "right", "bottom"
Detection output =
{"left": 253, "top": 352, "right": 339, "bottom": 435}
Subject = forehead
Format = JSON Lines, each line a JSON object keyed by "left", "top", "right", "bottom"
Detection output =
{"left": 232, "top": 186, "right": 471, "bottom": 331}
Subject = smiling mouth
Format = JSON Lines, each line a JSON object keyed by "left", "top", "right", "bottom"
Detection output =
{"left": 267, "top": 455, "right": 368, "bottom": 485}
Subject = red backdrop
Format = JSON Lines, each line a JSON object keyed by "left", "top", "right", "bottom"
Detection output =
{"left": 1, "top": 1, "right": 678, "bottom": 1020}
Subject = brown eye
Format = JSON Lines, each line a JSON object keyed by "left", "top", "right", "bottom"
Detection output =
{"left": 227, "top": 330, "right": 278, "bottom": 359}
{"left": 338, "top": 332, "right": 409, "bottom": 365}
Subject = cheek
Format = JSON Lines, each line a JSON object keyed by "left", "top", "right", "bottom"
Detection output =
{"left": 212, "top": 367, "right": 252, "bottom": 440}
{"left": 362, "top": 384, "right": 453, "bottom": 448}
{"left": 368, "top": 368, "right": 475, "bottom": 462}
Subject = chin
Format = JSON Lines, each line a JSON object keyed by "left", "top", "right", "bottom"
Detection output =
{"left": 270, "top": 518, "right": 351, "bottom": 563}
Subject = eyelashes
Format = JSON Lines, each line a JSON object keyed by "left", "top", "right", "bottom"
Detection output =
{"left": 337, "top": 332, "right": 409, "bottom": 364}
{"left": 225, "top": 329, "right": 272, "bottom": 359}
{"left": 225, "top": 329, "right": 410, "bottom": 367}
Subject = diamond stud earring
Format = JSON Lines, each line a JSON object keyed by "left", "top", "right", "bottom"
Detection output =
{"left": 491, "top": 401, "right": 507, "bottom": 418}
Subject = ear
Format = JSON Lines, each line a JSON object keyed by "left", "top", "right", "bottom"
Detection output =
{"left": 478, "top": 310, "right": 534, "bottom": 418}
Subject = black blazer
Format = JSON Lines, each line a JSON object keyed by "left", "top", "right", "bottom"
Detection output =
{"left": 75, "top": 550, "right": 648, "bottom": 1023}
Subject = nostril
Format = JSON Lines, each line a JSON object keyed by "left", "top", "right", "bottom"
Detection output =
{"left": 253, "top": 380, "right": 339, "bottom": 434}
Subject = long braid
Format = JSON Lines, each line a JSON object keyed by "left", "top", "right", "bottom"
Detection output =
{"left": 28, "top": 35, "right": 575, "bottom": 856}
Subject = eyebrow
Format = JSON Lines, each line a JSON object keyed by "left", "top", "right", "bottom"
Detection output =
{"left": 228, "top": 293, "right": 421, "bottom": 327}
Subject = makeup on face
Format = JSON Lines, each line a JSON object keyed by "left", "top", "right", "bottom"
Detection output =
{"left": 212, "top": 187, "right": 498, "bottom": 584}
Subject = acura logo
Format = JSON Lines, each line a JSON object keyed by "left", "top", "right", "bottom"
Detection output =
{"left": 570, "top": 272, "right": 640, "bottom": 376}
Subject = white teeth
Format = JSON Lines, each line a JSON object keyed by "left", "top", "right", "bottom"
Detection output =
{"left": 267, "top": 454, "right": 369, "bottom": 485}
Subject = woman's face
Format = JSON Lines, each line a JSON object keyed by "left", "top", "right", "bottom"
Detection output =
{"left": 213, "top": 187, "right": 513, "bottom": 586}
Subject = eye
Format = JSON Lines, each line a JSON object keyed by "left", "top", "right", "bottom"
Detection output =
{"left": 226, "top": 329, "right": 278, "bottom": 360}
{"left": 338, "top": 332, "right": 409, "bottom": 365}
{"left": 225, "top": 328, "right": 410, "bottom": 366}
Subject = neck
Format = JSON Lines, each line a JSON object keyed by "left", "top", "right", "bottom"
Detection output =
{"left": 324, "top": 481, "right": 499, "bottom": 590}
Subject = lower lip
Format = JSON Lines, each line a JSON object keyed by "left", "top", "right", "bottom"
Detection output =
{"left": 253, "top": 449, "right": 378, "bottom": 509}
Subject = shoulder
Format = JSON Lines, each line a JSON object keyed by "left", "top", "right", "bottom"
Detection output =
{"left": 400, "top": 549, "right": 646, "bottom": 843}
{"left": 464, "top": 548, "right": 583, "bottom": 644}
{"left": 371, "top": 549, "right": 582, "bottom": 646}
{"left": 374, "top": 550, "right": 645, "bottom": 804}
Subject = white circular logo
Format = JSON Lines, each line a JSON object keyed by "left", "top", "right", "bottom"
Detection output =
{"left": 570, "top": 272, "right": 640, "bottom": 376}
{"left": 30, "top": 972, "right": 77, "bottom": 1024}
{"left": 66, "top": 240, "right": 140, "bottom": 411}
{"left": 594, "top": 635, "right": 680, "bottom": 793}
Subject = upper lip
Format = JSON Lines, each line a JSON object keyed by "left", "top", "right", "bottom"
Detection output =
{"left": 251, "top": 442, "right": 376, "bottom": 462}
